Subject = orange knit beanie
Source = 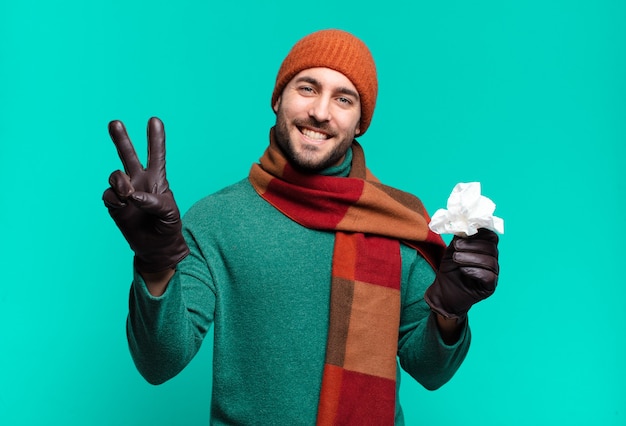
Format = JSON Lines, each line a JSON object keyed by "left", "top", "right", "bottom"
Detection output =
{"left": 271, "top": 29, "right": 378, "bottom": 135}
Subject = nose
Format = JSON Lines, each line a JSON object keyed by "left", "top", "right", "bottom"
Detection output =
{"left": 308, "top": 96, "right": 331, "bottom": 122}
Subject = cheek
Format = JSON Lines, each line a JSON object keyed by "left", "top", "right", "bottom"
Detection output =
{"left": 340, "top": 113, "right": 361, "bottom": 135}
{"left": 278, "top": 93, "right": 310, "bottom": 116}
{"left": 334, "top": 106, "right": 361, "bottom": 130}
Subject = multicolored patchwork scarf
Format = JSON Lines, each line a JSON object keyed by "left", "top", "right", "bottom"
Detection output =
{"left": 248, "top": 129, "right": 445, "bottom": 425}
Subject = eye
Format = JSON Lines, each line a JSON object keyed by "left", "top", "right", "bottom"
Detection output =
{"left": 336, "top": 96, "right": 355, "bottom": 107}
{"left": 298, "top": 86, "right": 315, "bottom": 95}
{"left": 337, "top": 97, "right": 352, "bottom": 105}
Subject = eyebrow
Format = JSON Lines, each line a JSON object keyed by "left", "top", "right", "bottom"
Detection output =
{"left": 294, "top": 76, "right": 360, "bottom": 100}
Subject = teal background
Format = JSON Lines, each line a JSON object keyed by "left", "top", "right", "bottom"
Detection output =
{"left": 1, "top": 0, "right": 624, "bottom": 424}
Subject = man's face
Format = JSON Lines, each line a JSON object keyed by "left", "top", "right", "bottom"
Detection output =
{"left": 273, "top": 67, "right": 361, "bottom": 172}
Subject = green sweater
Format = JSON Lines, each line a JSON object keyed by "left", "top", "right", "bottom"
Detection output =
{"left": 126, "top": 154, "right": 471, "bottom": 425}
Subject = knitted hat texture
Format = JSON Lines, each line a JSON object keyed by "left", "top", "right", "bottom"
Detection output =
{"left": 271, "top": 29, "right": 378, "bottom": 135}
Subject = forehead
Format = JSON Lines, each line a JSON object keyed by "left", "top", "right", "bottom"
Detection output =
{"left": 289, "top": 67, "right": 358, "bottom": 95}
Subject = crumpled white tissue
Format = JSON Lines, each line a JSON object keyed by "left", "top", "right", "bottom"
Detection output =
{"left": 429, "top": 182, "right": 504, "bottom": 237}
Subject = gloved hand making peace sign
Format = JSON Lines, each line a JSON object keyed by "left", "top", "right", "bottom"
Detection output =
{"left": 102, "top": 117, "right": 189, "bottom": 273}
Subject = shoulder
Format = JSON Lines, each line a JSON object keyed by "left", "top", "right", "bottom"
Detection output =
{"left": 182, "top": 178, "right": 282, "bottom": 234}
{"left": 184, "top": 178, "right": 257, "bottom": 218}
{"left": 400, "top": 243, "right": 436, "bottom": 289}
{"left": 401, "top": 244, "right": 435, "bottom": 270}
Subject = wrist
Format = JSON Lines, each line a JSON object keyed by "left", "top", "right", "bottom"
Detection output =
{"left": 140, "top": 268, "right": 176, "bottom": 297}
{"left": 435, "top": 313, "right": 466, "bottom": 345}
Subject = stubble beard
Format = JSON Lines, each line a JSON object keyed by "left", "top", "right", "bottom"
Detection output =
{"left": 274, "top": 110, "right": 355, "bottom": 173}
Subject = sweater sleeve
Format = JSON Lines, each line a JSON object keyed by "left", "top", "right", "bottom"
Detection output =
{"left": 397, "top": 248, "right": 471, "bottom": 390}
{"left": 126, "top": 223, "right": 216, "bottom": 385}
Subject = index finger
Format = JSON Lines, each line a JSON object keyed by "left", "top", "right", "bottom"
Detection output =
{"left": 108, "top": 120, "right": 144, "bottom": 176}
{"left": 146, "top": 117, "right": 166, "bottom": 175}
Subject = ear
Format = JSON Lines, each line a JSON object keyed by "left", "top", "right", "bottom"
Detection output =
{"left": 272, "top": 97, "right": 281, "bottom": 113}
{"left": 355, "top": 124, "right": 361, "bottom": 136}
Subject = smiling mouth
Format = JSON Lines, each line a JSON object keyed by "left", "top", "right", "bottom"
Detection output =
{"left": 299, "top": 127, "right": 330, "bottom": 141}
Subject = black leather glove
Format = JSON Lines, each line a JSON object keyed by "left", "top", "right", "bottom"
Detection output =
{"left": 102, "top": 117, "right": 189, "bottom": 273}
{"left": 424, "top": 228, "right": 499, "bottom": 320}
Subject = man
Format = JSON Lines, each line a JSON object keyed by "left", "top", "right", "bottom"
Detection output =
{"left": 103, "top": 29, "right": 499, "bottom": 425}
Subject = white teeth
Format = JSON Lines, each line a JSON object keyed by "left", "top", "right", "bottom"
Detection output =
{"left": 301, "top": 128, "right": 328, "bottom": 140}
